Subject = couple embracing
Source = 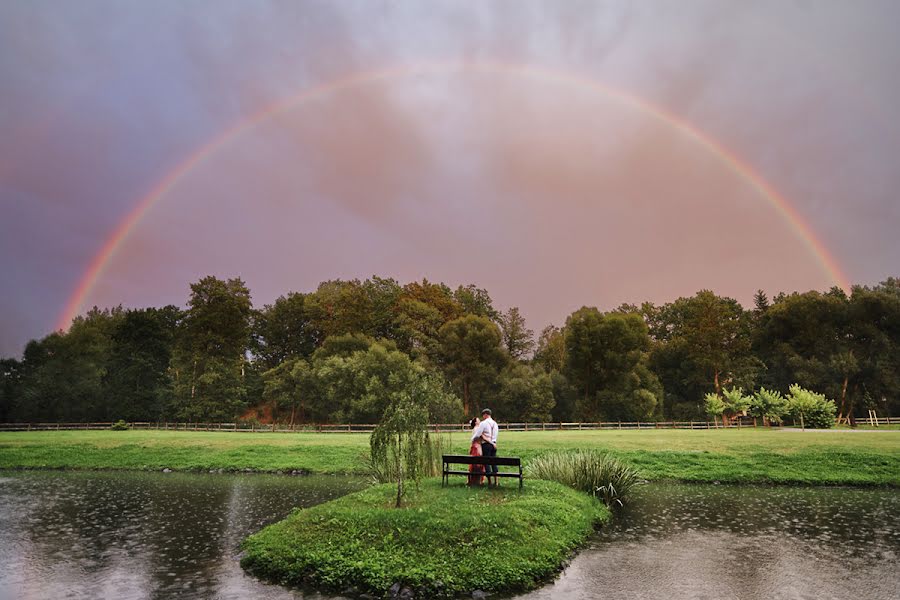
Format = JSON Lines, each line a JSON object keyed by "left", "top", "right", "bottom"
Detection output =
{"left": 467, "top": 408, "right": 499, "bottom": 486}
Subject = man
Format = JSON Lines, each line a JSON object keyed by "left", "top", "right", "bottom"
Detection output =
{"left": 472, "top": 408, "right": 498, "bottom": 485}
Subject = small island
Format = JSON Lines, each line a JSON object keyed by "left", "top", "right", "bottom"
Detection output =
{"left": 241, "top": 479, "right": 609, "bottom": 598}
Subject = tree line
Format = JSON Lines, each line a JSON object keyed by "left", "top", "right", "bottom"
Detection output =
{"left": 1, "top": 275, "right": 898, "bottom": 425}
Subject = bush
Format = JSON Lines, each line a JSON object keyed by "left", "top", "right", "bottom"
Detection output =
{"left": 787, "top": 384, "right": 836, "bottom": 429}
{"left": 110, "top": 420, "right": 129, "bottom": 431}
{"left": 526, "top": 449, "right": 642, "bottom": 507}
{"left": 749, "top": 387, "right": 787, "bottom": 425}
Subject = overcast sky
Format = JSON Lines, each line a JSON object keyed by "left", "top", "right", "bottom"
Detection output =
{"left": 2, "top": 0, "right": 899, "bottom": 357}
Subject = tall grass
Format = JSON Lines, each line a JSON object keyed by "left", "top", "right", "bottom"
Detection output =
{"left": 526, "top": 450, "right": 643, "bottom": 507}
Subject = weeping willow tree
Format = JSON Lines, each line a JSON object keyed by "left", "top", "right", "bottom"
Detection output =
{"left": 370, "top": 396, "right": 431, "bottom": 508}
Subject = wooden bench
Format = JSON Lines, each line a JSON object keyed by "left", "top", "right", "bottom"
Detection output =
{"left": 441, "top": 454, "right": 523, "bottom": 489}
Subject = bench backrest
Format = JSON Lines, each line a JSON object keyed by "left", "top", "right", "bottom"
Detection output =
{"left": 442, "top": 454, "right": 521, "bottom": 466}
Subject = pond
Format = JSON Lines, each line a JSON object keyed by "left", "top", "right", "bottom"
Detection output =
{"left": 0, "top": 472, "right": 897, "bottom": 599}
{"left": 517, "top": 483, "right": 900, "bottom": 600}
{"left": 0, "top": 471, "right": 367, "bottom": 600}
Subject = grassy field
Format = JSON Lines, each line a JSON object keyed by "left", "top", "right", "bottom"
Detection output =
{"left": 241, "top": 478, "right": 608, "bottom": 597}
{"left": 1, "top": 428, "right": 898, "bottom": 485}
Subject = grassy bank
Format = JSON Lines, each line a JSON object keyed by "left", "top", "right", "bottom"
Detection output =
{"left": 1, "top": 429, "right": 898, "bottom": 485}
{"left": 241, "top": 478, "right": 608, "bottom": 597}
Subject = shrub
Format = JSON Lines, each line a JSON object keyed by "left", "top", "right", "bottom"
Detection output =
{"left": 110, "top": 420, "right": 129, "bottom": 431}
{"left": 722, "top": 387, "right": 752, "bottom": 418}
{"left": 787, "top": 384, "right": 836, "bottom": 429}
{"left": 749, "top": 387, "right": 787, "bottom": 425}
{"left": 704, "top": 393, "right": 726, "bottom": 425}
{"left": 526, "top": 450, "right": 642, "bottom": 507}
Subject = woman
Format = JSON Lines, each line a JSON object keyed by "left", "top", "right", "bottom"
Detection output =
{"left": 467, "top": 417, "right": 485, "bottom": 486}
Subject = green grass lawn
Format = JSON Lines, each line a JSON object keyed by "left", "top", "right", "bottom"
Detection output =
{"left": 1, "top": 428, "right": 898, "bottom": 485}
{"left": 241, "top": 478, "right": 608, "bottom": 597}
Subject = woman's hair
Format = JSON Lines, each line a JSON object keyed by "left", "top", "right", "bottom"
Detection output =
{"left": 468, "top": 417, "right": 478, "bottom": 428}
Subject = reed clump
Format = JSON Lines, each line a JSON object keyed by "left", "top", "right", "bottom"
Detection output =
{"left": 526, "top": 449, "right": 643, "bottom": 506}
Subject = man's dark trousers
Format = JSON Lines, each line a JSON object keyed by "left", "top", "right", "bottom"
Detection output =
{"left": 481, "top": 441, "right": 497, "bottom": 484}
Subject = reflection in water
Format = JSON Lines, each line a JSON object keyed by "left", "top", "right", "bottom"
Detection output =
{"left": 1, "top": 474, "right": 898, "bottom": 600}
{"left": 516, "top": 484, "right": 900, "bottom": 600}
{"left": 0, "top": 471, "right": 367, "bottom": 600}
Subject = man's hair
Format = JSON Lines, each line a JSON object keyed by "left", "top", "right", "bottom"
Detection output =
{"left": 481, "top": 408, "right": 492, "bottom": 416}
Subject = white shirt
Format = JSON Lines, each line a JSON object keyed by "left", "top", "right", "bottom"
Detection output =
{"left": 472, "top": 416, "right": 498, "bottom": 445}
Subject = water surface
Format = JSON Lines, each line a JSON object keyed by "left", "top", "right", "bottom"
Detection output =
{"left": 517, "top": 483, "right": 900, "bottom": 600}
{"left": 0, "top": 471, "right": 366, "bottom": 599}
{"left": 1, "top": 472, "right": 897, "bottom": 599}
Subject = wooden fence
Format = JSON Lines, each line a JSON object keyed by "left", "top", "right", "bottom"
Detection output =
{"left": 1, "top": 416, "right": 898, "bottom": 433}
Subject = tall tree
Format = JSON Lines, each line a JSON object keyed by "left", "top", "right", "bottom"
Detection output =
{"left": 563, "top": 307, "right": 606, "bottom": 411}
{"left": 104, "top": 306, "right": 180, "bottom": 421}
{"left": 0, "top": 358, "right": 22, "bottom": 422}
{"left": 436, "top": 315, "right": 507, "bottom": 415}
{"left": 534, "top": 325, "right": 566, "bottom": 373}
{"left": 495, "top": 363, "right": 555, "bottom": 421}
{"left": 753, "top": 290, "right": 851, "bottom": 415}
{"left": 498, "top": 306, "right": 535, "bottom": 360}
{"left": 564, "top": 308, "right": 661, "bottom": 421}
{"left": 651, "top": 291, "right": 760, "bottom": 417}
{"left": 16, "top": 307, "right": 123, "bottom": 421}
{"left": 453, "top": 284, "right": 498, "bottom": 320}
{"left": 304, "top": 279, "right": 375, "bottom": 341}
{"left": 253, "top": 292, "right": 317, "bottom": 369}
{"left": 171, "top": 277, "right": 252, "bottom": 421}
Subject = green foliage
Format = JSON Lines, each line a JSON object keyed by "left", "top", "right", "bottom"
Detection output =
{"left": 262, "top": 357, "right": 312, "bottom": 425}
{"left": 526, "top": 449, "right": 643, "bottom": 507}
{"left": 252, "top": 292, "right": 317, "bottom": 369}
{"left": 750, "top": 387, "right": 787, "bottom": 425}
{"left": 17, "top": 308, "right": 123, "bottom": 421}
{"left": 787, "top": 384, "right": 836, "bottom": 429}
{"left": 241, "top": 479, "right": 608, "bottom": 598}
{"left": 110, "top": 419, "right": 129, "bottom": 431}
{"left": 0, "top": 358, "right": 21, "bottom": 422}
{"left": 7, "top": 274, "right": 900, "bottom": 425}
{"left": 534, "top": 325, "right": 567, "bottom": 373}
{"left": 171, "top": 277, "right": 252, "bottom": 422}
{"left": 498, "top": 306, "right": 535, "bottom": 359}
{"left": 704, "top": 392, "right": 726, "bottom": 418}
{"left": 104, "top": 307, "right": 180, "bottom": 421}
{"left": 721, "top": 386, "right": 752, "bottom": 418}
{"left": 453, "top": 283, "right": 498, "bottom": 320}
{"left": 436, "top": 314, "right": 507, "bottom": 415}
{"left": 369, "top": 394, "right": 430, "bottom": 507}
{"left": 564, "top": 308, "right": 661, "bottom": 421}
{"left": 650, "top": 290, "right": 760, "bottom": 414}
{"left": 496, "top": 363, "right": 555, "bottom": 422}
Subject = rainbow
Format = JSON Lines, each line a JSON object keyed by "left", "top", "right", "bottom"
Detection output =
{"left": 56, "top": 61, "right": 851, "bottom": 330}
